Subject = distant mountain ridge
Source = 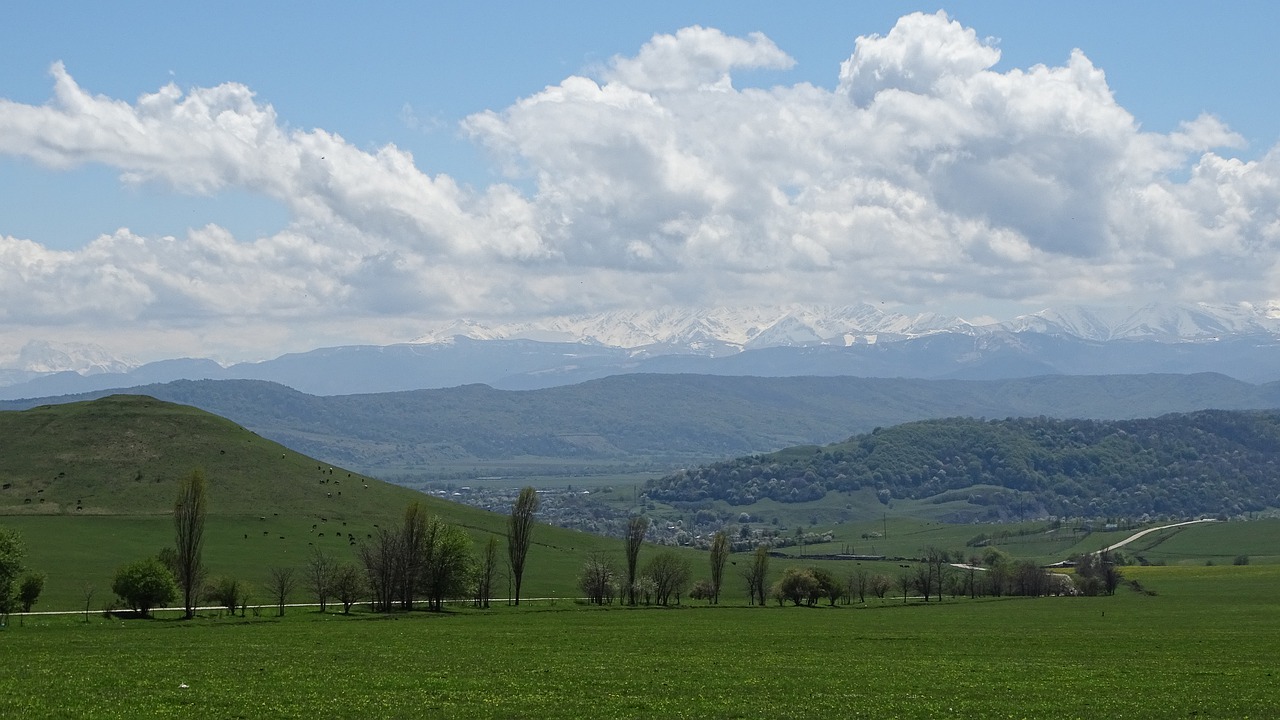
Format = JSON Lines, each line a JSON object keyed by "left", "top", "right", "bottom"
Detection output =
{"left": 4, "top": 373, "right": 1279, "bottom": 475}
{"left": 4, "top": 302, "right": 1280, "bottom": 399}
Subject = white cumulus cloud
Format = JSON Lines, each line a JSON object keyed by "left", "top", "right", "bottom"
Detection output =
{"left": 0, "top": 12, "right": 1277, "bottom": 360}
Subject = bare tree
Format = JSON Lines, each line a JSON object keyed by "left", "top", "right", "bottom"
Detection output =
{"left": 306, "top": 547, "right": 335, "bottom": 612}
{"left": 507, "top": 487, "right": 539, "bottom": 606}
{"left": 709, "top": 531, "right": 729, "bottom": 604}
{"left": 743, "top": 544, "right": 770, "bottom": 606}
{"left": 925, "top": 546, "right": 948, "bottom": 602}
{"left": 869, "top": 573, "right": 892, "bottom": 599}
{"left": 623, "top": 515, "right": 648, "bottom": 605}
{"left": 475, "top": 536, "right": 499, "bottom": 609}
{"left": 174, "top": 469, "right": 207, "bottom": 620}
{"left": 360, "top": 526, "right": 403, "bottom": 613}
{"left": 579, "top": 550, "right": 617, "bottom": 605}
{"left": 850, "top": 568, "right": 869, "bottom": 603}
{"left": 643, "top": 551, "right": 691, "bottom": 605}
{"left": 332, "top": 562, "right": 365, "bottom": 614}
{"left": 913, "top": 565, "right": 933, "bottom": 602}
{"left": 81, "top": 582, "right": 96, "bottom": 623}
{"left": 265, "top": 566, "right": 296, "bottom": 617}
{"left": 898, "top": 571, "right": 914, "bottom": 604}
{"left": 399, "top": 502, "right": 429, "bottom": 611}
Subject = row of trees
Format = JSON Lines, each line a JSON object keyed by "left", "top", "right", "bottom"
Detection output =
{"left": 110, "top": 473, "right": 544, "bottom": 618}
{"left": 584, "top": 525, "right": 738, "bottom": 607}
{"left": 582, "top": 525, "right": 1120, "bottom": 610}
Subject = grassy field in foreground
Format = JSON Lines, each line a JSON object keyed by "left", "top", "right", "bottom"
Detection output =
{"left": 2, "top": 566, "right": 1276, "bottom": 719}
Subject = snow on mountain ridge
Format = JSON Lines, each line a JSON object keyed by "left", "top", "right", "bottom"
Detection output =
{"left": 12, "top": 340, "right": 138, "bottom": 374}
{"left": 413, "top": 302, "right": 1280, "bottom": 352}
{"left": 999, "top": 303, "right": 1280, "bottom": 341}
{"left": 413, "top": 304, "right": 973, "bottom": 351}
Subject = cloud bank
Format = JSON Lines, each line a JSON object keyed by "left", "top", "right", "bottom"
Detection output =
{"left": 0, "top": 11, "right": 1277, "bottom": 359}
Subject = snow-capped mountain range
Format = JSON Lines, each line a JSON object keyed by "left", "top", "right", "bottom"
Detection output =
{"left": 5, "top": 302, "right": 1280, "bottom": 399}
{"left": 413, "top": 302, "right": 1280, "bottom": 352}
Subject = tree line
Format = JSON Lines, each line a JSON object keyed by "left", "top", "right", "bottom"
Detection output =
{"left": 5, "top": 470, "right": 1126, "bottom": 621}
{"left": 106, "top": 471, "right": 542, "bottom": 618}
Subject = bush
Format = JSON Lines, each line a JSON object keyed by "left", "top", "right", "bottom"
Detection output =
{"left": 1233, "top": 555, "right": 1250, "bottom": 566}
{"left": 112, "top": 557, "right": 178, "bottom": 618}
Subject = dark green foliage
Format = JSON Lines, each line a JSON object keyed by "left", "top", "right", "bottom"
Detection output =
{"left": 112, "top": 557, "right": 178, "bottom": 617}
{"left": 0, "top": 526, "right": 25, "bottom": 615}
{"left": 18, "top": 573, "right": 45, "bottom": 613}
{"left": 647, "top": 410, "right": 1280, "bottom": 518}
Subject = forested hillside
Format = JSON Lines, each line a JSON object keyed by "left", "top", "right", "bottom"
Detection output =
{"left": 646, "top": 410, "right": 1280, "bottom": 520}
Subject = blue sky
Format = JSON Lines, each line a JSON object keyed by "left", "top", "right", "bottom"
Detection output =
{"left": 1, "top": 2, "right": 1279, "bottom": 362}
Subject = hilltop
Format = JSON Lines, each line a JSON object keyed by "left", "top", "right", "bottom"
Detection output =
{"left": 0, "top": 394, "right": 424, "bottom": 517}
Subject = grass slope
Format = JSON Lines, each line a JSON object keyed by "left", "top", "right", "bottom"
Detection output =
{"left": 0, "top": 395, "right": 620, "bottom": 609}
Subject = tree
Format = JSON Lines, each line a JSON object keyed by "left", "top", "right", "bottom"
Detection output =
{"left": 81, "top": 582, "right": 96, "bottom": 624}
{"left": 778, "top": 567, "right": 820, "bottom": 606}
{"left": 811, "top": 566, "right": 842, "bottom": 606}
{"left": 689, "top": 579, "right": 715, "bottom": 603}
{"left": 709, "top": 531, "right": 729, "bottom": 604}
{"left": 1077, "top": 551, "right": 1123, "bottom": 596}
{"left": 643, "top": 551, "right": 691, "bottom": 605}
{"left": 399, "top": 502, "right": 429, "bottom": 610}
{"left": 475, "top": 536, "right": 499, "bottom": 609}
{"left": 850, "top": 568, "right": 869, "bottom": 603}
{"left": 113, "top": 557, "right": 177, "bottom": 618}
{"left": 507, "top": 487, "right": 539, "bottom": 606}
{"left": 869, "top": 573, "right": 892, "bottom": 599}
{"left": 898, "top": 571, "right": 914, "bottom": 604}
{"left": 913, "top": 565, "right": 934, "bottom": 603}
{"left": 207, "top": 576, "right": 245, "bottom": 616}
{"left": 623, "top": 515, "right": 648, "bottom": 605}
{"left": 265, "top": 566, "right": 297, "bottom": 617}
{"left": 579, "top": 550, "right": 617, "bottom": 605}
{"left": 307, "top": 547, "right": 335, "bottom": 612}
{"left": 420, "top": 519, "right": 474, "bottom": 611}
{"left": 19, "top": 572, "right": 45, "bottom": 613}
{"left": 332, "top": 562, "right": 365, "bottom": 614}
{"left": 924, "top": 546, "right": 948, "bottom": 602}
{"left": 743, "top": 544, "right": 770, "bottom": 606}
{"left": 360, "top": 526, "right": 403, "bottom": 613}
{"left": 174, "top": 469, "right": 207, "bottom": 620}
{"left": 0, "top": 526, "right": 26, "bottom": 619}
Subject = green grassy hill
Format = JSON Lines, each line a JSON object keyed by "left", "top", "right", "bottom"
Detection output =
{"left": 0, "top": 394, "right": 421, "bottom": 517}
{"left": 0, "top": 395, "right": 620, "bottom": 609}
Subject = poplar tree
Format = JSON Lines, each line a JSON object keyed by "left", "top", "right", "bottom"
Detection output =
{"left": 174, "top": 470, "right": 207, "bottom": 620}
{"left": 507, "top": 487, "right": 539, "bottom": 606}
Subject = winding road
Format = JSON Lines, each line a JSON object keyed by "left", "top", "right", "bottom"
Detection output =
{"left": 1096, "top": 518, "right": 1217, "bottom": 554}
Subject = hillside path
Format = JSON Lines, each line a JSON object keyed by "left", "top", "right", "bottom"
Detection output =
{"left": 1097, "top": 518, "right": 1217, "bottom": 554}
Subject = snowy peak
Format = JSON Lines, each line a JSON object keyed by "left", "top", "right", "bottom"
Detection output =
{"left": 12, "top": 340, "right": 138, "bottom": 374}
{"left": 1000, "top": 303, "right": 1280, "bottom": 342}
{"left": 412, "top": 305, "right": 971, "bottom": 353}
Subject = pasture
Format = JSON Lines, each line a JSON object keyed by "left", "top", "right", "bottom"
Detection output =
{"left": 2, "top": 566, "right": 1276, "bottom": 718}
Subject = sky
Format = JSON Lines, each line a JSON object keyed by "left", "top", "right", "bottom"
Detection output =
{"left": 2, "top": 1, "right": 1279, "bottom": 364}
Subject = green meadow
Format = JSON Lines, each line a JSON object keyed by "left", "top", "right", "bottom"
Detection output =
{"left": 2, "top": 566, "right": 1276, "bottom": 719}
